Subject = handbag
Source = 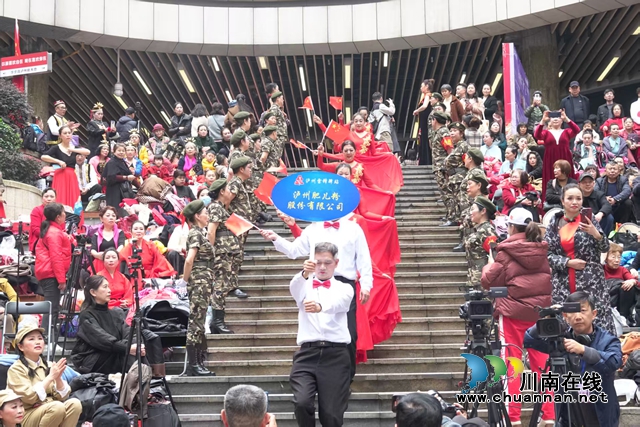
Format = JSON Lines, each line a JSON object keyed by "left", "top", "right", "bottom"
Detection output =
{"left": 120, "top": 181, "right": 136, "bottom": 199}
{"left": 69, "top": 373, "right": 117, "bottom": 423}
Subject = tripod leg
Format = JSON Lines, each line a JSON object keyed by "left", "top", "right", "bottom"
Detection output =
{"left": 118, "top": 318, "right": 137, "bottom": 404}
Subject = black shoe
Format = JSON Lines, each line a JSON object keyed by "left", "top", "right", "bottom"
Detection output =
{"left": 452, "top": 243, "right": 464, "bottom": 252}
{"left": 257, "top": 212, "right": 273, "bottom": 224}
{"left": 197, "top": 342, "right": 215, "bottom": 375}
{"left": 211, "top": 310, "right": 234, "bottom": 334}
{"left": 440, "top": 220, "right": 459, "bottom": 227}
{"left": 185, "top": 345, "right": 214, "bottom": 376}
{"left": 233, "top": 288, "right": 248, "bottom": 298}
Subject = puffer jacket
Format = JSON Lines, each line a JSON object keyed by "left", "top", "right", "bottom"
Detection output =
{"left": 480, "top": 232, "right": 551, "bottom": 321}
{"left": 34, "top": 221, "right": 72, "bottom": 284}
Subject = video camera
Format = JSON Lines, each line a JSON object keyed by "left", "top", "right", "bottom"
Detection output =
{"left": 459, "top": 287, "right": 508, "bottom": 321}
{"left": 535, "top": 303, "right": 581, "bottom": 340}
{"left": 391, "top": 390, "right": 459, "bottom": 419}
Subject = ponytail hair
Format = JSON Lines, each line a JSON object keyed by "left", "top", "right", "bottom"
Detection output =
{"left": 40, "top": 203, "right": 64, "bottom": 239}
{"left": 511, "top": 220, "right": 542, "bottom": 243}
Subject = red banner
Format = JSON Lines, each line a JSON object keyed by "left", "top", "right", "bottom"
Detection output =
{"left": 0, "top": 51, "right": 52, "bottom": 78}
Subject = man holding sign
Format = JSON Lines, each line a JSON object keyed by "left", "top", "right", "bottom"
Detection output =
{"left": 261, "top": 215, "right": 373, "bottom": 380}
{"left": 288, "top": 242, "right": 353, "bottom": 427}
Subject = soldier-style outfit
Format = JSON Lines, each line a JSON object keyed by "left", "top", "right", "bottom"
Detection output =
{"left": 183, "top": 200, "right": 215, "bottom": 377}
{"left": 269, "top": 91, "right": 288, "bottom": 161}
{"left": 464, "top": 197, "right": 497, "bottom": 288}
{"left": 230, "top": 130, "right": 267, "bottom": 223}
{"left": 261, "top": 126, "right": 281, "bottom": 170}
{"left": 228, "top": 157, "right": 254, "bottom": 274}
{"left": 444, "top": 122, "right": 469, "bottom": 223}
{"left": 458, "top": 149, "right": 488, "bottom": 246}
{"left": 430, "top": 112, "right": 455, "bottom": 223}
{"left": 208, "top": 179, "right": 241, "bottom": 334}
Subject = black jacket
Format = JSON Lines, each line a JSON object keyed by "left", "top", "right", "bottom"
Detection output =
{"left": 115, "top": 116, "right": 137, "bottom": 142}
{"left": 102, "top": 156, "right": 132, "bottom": 209}
{"left": 86, "top": 120, "right": 115, "bottom": 157}
{"left": 545, "top": 178, "right": 578, "bottom": 206}
{"left": 560, "top": 94, "right": 590, "bottom": 126}
{"left": 596, "top": 176, "right": 631, "bottom": 203}
{"left": 582, "top": 189, "right": 612, "bottom": 216}
{"left": 169, "top": 114, "right": 193, "bottom": 140}
{"left": 483, "top": 96, "right": 498, "bottom": 121}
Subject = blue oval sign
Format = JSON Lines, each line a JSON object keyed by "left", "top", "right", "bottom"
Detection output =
{"left": 271, "top": 171, "right": 361, "bottom": 222}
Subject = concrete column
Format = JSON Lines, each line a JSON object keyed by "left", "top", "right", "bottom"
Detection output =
{"left": 23, "top": 39, "right": 51, "bottom": 122}
{"left": 505, "top": 26, "right": 560, "bottom": 110}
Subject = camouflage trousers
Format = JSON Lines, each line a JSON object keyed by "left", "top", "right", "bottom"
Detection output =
{"left": 434, "top": 162, "right": 454, "bottom": 220}
{"left": 212, "top": 252, "right": 242, "bottom": 310}
{"left": 187, "top": 267, "right": 214, "bottom": 346}
{"left": 448, "top": 173, "right": 466, "bottom": 222}
{"left": 465, "top": 258, "right": 486, "bottom": 290}
{"left": 249, "top": 192, "right": 267, "bottom": 222}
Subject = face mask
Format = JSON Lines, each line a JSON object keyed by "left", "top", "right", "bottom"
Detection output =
{"left": 202, "top": 196, "right": 212, "bottom": 207}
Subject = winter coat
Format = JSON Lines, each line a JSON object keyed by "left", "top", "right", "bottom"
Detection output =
{"left": 168, "top": 114, "right": 193, "bottom": 140}
{"left": 481, "top": 233, "right": 551, "bottom": 321}
{"left": 596, "top": 176, "right": 631, "bottom": 203}
{"left": 116, "top": 116, "right": 137, "bottom": 142}
{"left": 34, "top": 221, "right": 72, "bottom": 284}
{"left": 545, "top": 178, "right": 578, "bottom": 206}
{"left": 544, "top": 211, "right": 614, "bottom": 334}
{"left": 602, "top": 136, "right": 628, "bottom": 160}
{"left": 582, "top": 189, "right": 612, "bottom": 217}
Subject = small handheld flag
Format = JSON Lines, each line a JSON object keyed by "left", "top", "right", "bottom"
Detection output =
{"left": 299, "top": 96, "right": 314, "bottom": 111}
{"left": 329, "top": 96, "right": 343, "bottom": 111}
{"left": 289, "top": 139, "right": 311, "bottom": 151}
{"left": 254, "top": 172, "right": 279, "bottom": 205}
{"left": 225, "top": 214, "right": 256, "bottom": 236}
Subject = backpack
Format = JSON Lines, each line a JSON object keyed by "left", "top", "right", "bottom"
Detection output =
{"left": 22, "top": 126, "right": 48, "bottom": 153}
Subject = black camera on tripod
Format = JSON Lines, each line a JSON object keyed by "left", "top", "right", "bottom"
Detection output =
{"left": 535, "top": 303, "right": 581, "bottom": 340}
{"left": 459, "top": 287, "right": 508, "bottom": 321}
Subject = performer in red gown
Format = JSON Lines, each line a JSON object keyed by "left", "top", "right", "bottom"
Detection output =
{"left": 534, "top": 110, "right": 579, "bottom": 199}
{"left": 40, "top": 125, "right": 90, "bottom": 210}
{"left": 313, "top": 113, "right": 389, "bottom": 155}
{"left": 317, "top": 141, "right": 404, "bottom": 194}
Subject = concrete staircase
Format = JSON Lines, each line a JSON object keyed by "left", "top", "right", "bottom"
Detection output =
{"left": 166, "top": 166, "right": 639, "bottom": 426}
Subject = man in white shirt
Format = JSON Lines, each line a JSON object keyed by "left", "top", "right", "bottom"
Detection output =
{"left": 74, "top": 153, "right": 102, "bottom": 204}
{"left": 47, "top": 100, "right": 80, "bottom": 141}
{"left": 261, "top": 214, "right": 373, "bottom": 380}
{"left": 289, "top": 242, "right": 353, "bottom": 427}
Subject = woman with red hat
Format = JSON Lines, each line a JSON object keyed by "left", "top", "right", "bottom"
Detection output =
{"left": 146, "top": 124, "right": 170, "bottom": 157}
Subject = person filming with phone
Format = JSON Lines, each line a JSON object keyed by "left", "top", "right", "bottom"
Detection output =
{"left": 544, "top": 184, "right": 615, "bottom": 335}
{"left": 481, "top": 208, "right": 554, "bottom": 425}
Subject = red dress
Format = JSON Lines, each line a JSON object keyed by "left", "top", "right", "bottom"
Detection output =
{"left": 317, "top": 152, "right": 403, "bottom": 194}
{"left": 600, "top": 117, "right": 625, "bottom": 138}
{"left": 97, "top": 268, "right": 133, "bottom": 309}
{"left": 534, "top": 121, "right": 579, "bottom": 199}
{"left": 120, "top": 239, "right": 176, "bottom": 278}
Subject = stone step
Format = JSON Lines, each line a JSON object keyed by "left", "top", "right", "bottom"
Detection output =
{"left": 226, "top": 294, "right": 465, "bottom": 309}
{"left": 224, "top": 304, "right": 460, "bottom": 321}
{"left": 167, "top": 372, "right": 461, "bottom": 395}
{"left": 222, "top": 316, "right": 464, "bottom": 334}
{"left": 230, "top": 281, "right": 466, "bottom": 297}
{"left": 191, "top": 355, "right": 466, "bottom": 376}
{"left": 238, "top": 272, "right": 467, "bottom": 285}
{"left": 238, "top": 260, "right": 466, "bottom": 274}
{"left": 204, "top": 330, "right": 468, "bottom": 348}
{"left": 242, "top": 251, "right": 464, "bottom": 267}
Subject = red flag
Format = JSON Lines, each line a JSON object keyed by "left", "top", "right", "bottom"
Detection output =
{"left": 324, "top": 120, "right": 351, "bottom": 145}
{"left": 299, "top": 96, "right": 314, "bottom": 111}
{"left": 14, "top": 19, "right": 20, "bottom": 56}
{"left": 254, "top": 172, "right": 279, "bottom": 205}
{"left": 225, "top": 213, "right": 254, "bottom": 236}
{"left": 482, "top": 235, "right": 498, "bottom": 254}
{"left": 266, "top": 159, "right": 287, "bottom": 175}
{"left": 289, "top": 138, "right": 309, "bottom": 150}
{"left": 329, "top": 96, "right": 343, "bottom": 111}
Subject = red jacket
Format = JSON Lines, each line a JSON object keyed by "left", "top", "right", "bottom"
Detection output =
{"left": 501, "top": 182, "right": 538, "bottom": 214}
{"left": 481, "top": 233, "right": 551, "bottom": 321}
{"left": 35, "top": 221, "right": 72, "bottom": 284}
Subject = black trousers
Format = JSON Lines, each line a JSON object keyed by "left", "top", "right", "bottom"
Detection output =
{"left": 290, "top": 345, "right": 351, "bottom": 427}
{"left": 40, "top": 277, "right": 61, "bottom": 339}
{"left": 335, "top": 275, "right": 357, "bottom": 381}
{"left": 617, "top": 286, "right": 640, "bottom": 324}
{"left": 81, "top": 184, "right": 103, "bottom": 203}
{"left": 612, "top": 199, "right": 634, "bottom": 224}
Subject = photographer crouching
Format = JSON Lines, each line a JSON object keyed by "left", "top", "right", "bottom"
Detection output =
{"left": 481, "top": 208, "right": 554, "bottom": 425}
{"left": 524, "top": 292, "right": 622, "bottom": 427}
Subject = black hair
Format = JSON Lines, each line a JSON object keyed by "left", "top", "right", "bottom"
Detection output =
{"left": 216, "top": 154, "right": 227, "bottom": 165}
{"left": 42, "top": 188, "right": 56, "bottom": 197}
{"left": 561, "top": 183, "right": 581, "bottom": 201}
{"left": 265, "top": 83, "right": 278, "bottom": 96}
{"left": 440, "top": 84, "right": 452, "bottom": 92}
{"left": 211, "top": 182, "right": 228, "bottom": 201}
{"left": 421, "top": 79, "right": 435, "bottom": 92}
{"left": 173, "top": 102, "right": 183, "bottom": 110}
{"left": 604, "top": 88, "right": 614, "bottom": 95}
{"left": 82, "top": 275, "right": 108, "bottom": 311}
{"left": 335, "top": 163, "right": 352, "bottom": 175}
{"left": 457, "top": 83, "right": 467, "bottom": 89}
{"left": 40, "top": 203, "right": 64, "bottom": 239}
{"left": 17, "top": 339, "right": 49, "bottom": 379}
{"left": 210, "top": 102, "right": 225, "bottom": 116}
{"left": 197, "top": 124, "right": 209, "bottom": 135}
{"left": 566, "top": 290, "right": 596, "bottom": 311}
{"left": 174, "top": 169, "right": 187, "bottom": 179}
{"left": 505, "top": 146, "right": 518, "bottom": 157}
{"left": 511, "top": 221, "right": 542, "bottom": 243}
{"left": 406, "top": 149, "right": 417, "bottom": 161}
{"left": 372, "top": 92, "right": 383, "bottom": 101}
{"left": 197, "top": 187, "right": 209, "bottom": 199}
{"left": 526, "top": 151, "right": 542, "bottom": 173}
{"left": 582, "top": 129, "right": 593, "bottom": 137}
{"left": 583, "top": 164, "right": 600, "bottom": 179}
{"left": 357, "top": 106, "right": 368, "bottom": 114}
{"left": 341, "top": 141, "right": 356, "bottom": 152}
{"left": 395, "top": 393, "right": 442, "bottom": 427}
{"left": 191, "top": 103, "right": 208, "bottom": 118}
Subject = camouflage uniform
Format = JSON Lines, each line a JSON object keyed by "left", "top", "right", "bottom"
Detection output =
{"left": 459, "top": 166, "right": 488, "bottom": 239}
{"left": 261, "top": 136, "right": 280, "bottom": 170}
{"left": 464, "top": 220, "right": 497, "bottom": 288}
{"left": 431, "top": 126, "right": 453, "bottom": 219}
{"left": 444, "top": 139, "right": 469, "bottom": 223}
{"left": 229, "top": 151, "right": 266, "bottom": 222}
{"left": 208, "top": 201, "right": 242, "bottom": 310}
{"left": 228, "top": 176, "right": 252, "bottom": 267}
{"left": 269, "top": 104, "right": 287, "bottom": 160}
{"left": 185, "top": 226, "right": 215, "bottom": 346}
